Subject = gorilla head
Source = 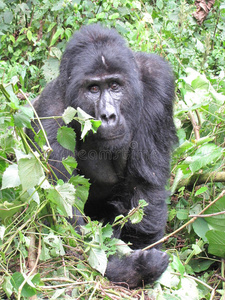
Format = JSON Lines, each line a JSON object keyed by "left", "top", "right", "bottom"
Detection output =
{"left": 27, "top": 24, "right": 177, "bottom": 288}
{"left": 59, "top": 25, "right": 143, "bottom": 150}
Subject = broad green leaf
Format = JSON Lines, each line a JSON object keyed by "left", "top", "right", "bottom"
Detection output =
{"left": 13, "top": 111, "right": 31, "bottom": 128}
{"left": 81, "top": 119, "right": 92, "bottom": 140}
{"left": 156, "top": 0, "right": 163, "bottom": 9}
{"left": 193, "top": 218, "right": 209, "bottom": 242}
{"left": 204, "top": 196, "right": 225, "bottom": 231}
{"left": 191, "top": 75, "right": 209, "bottom": 90}
{"left": 189, "top": 258, "right": 214, "bottom": 273}
{"left": 195, "top": 186, "right": 208, "bottom": 196}
{"left": 2, "top": 276, "right": 13, "bottom": 299}
{"left": 69, "top": 175, "right": 90, "bottom": 211}
{"left": 18, "top": 154, "right": 44, "bottom": 190}
{"left": 77, "top": 107, "right": 101, "bottom": 139}
{"left": 171, "top": 255, "right": 185, "bottom": 276}
{"left": 96, "top": 12, "right": 106, "bottom": 20}
{"left": 101, "top": 224, "right": 113, "bottom": 240}
{"left": 34, "top": 129, "right": 46, "bottom": 149}
{"left": 43, "top": 232, "right": 65, "bottom": 256}
{"left": 3, "top": 11, "right": 13, "bottom": 24}
{"left": 62, "top": 156, "right": 77, "bottom": 175}
{"left": 157, "top": 266, "right": 180, "bottom": 288}
{"left": 109, "top": 13, "right": 119, "bottom": 20}
{"left": 57, "top": 126, "right": 76, "bottom": 153}
{"left": 88, "top": 246, "right": 107, "bottom": 275}
{"left": 129, "top": 207, "right": 144, "bottom": 224}
{"left": 49, "top": 47, "right": 62, "bottom": 60}
{"left": 196, "top": 39, "right": 205, "bottom": 53}
{"left": 206, "top": 230, "right": 225, "bottom": 257}
{"left": 39, "top": 240, "right": 51, "bottom": 261}
{"left": 62, "top": 106, "right": 77, "bottom": 124}
{"left": 189, "top": 144, "right": 223, "bottom": 173}
{"left": 10, "top": 272, "right": 36, "bottom": 298}
{"left": 48, "top": 183, "right": 75, "bottom": 218}
{"left": 77, "top": 107, "right": 93, "bottom": 120}
{"left": 50, "top": 27, "right": 64, "bottom": 46}
{"left": 115, "top": 239, "right": 132, "bottom": 255}
{"left": 47, "top": 22, "right": 57, "bottom": 33}
{"left": 176, "top": 209, "right": 188, "bottom": 220}
{"left": 90, "top": 119, "right": 101, "bottom": 133}
{"left": 42, "top": 58, "right": 59, "bottom": 82}
{"left": 170, "top": 168, "right": 184, "bottom": 195}
{"left": 2, "top": 164, "right": 21, "bottom": 189}
{"left": 27, "top": 30, "right": 32, "bottom": 41}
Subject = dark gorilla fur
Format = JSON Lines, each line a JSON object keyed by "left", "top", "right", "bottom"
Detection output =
{"left": 27, "top": 24, "right": 177, "bottom": 288}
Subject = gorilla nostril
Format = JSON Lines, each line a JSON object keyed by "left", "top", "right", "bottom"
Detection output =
{"left": 109, "top": 114, "right": 116, "bottom": 122}
{"left": 101, "top": 113, "right": 116, "bottom": 124}
{"left": 101, "top": 114, "right": 107, "bottom": 122}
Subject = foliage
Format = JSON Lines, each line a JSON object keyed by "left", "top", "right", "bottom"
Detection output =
{"left": 0, "top": 0, "right": 225, "bottom": 299}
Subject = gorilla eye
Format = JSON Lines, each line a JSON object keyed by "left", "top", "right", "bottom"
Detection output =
{"left": 89, "top": 85, "right": 100, "bottom": 93}
{"left": 110, "top": 82, "right": 119, "bottom": 90}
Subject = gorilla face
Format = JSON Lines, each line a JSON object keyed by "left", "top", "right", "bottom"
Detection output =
{"left": 66, "top": 56, "right": 143, "bottom": 151}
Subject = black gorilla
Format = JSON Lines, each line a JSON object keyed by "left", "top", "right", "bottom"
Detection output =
{"left": 28, "top": 24, "right": 177, "bottom": 288}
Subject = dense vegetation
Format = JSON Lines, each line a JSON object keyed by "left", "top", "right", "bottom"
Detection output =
{"left": 0, "top": 0, "right": 224, "bottom": 299}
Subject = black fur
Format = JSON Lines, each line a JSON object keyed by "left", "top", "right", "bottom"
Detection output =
{"left": 27, "top": 24, "right": 177, "bottom": 288}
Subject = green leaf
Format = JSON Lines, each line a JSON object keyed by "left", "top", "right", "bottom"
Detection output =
{"left": 47, "top": 22, "right": 57, "bottom": 32}
{"left": 193, "top": 218, "right": 209, "bottom": 242}
{"left": 34, "top": 129, "right": 46, "bottom": 149}
{"left": 27, "top": 30, "right": 32, "bottom": 41}
{"left": 96, "top": 12, "right": 106, "bottom": 20}
{"left": 205, "top": 230, "right": 225, "bottom": 257}
{"left": 129, "top": 207, "right": 144, "bottom": 224}
{"left": 69, "top": 175, "right": 90, "bottom": 211}
{"left": 176, "top": 209, "right": 188, "bottom": 220}
{"left": 204, "top": 196, "right": 225, "bottom": 231}
{"left": 90, "top": 119, "right": 101, "bottom": 133}
{"left": 48, "top": 183, "right": 76, "bottom": 218}
{"left": 3, "top": 11, "right": 13, "bottom": 24}
{"left": 43, "top": 232, "right": 65, "bottom": 256}
{"left": 189, "top": 144, "right": 223, "bottom": 173}
{"left": 2, "top": 276, "right": 13, "bottom": 299}
{"left": 80, "top": 119, "right": 92, "bottom": 140}
{"left": 88, "top": 246, "right": 107, "bottom": 275}
{"left": 195, "top": 186, "right": 208, "bottom": 196}
{"left": 189, "top": 258, "right": 214, "bottom": 273}
{"left": 77, "top": 107, "right": 93, "bottom": 120}
{"left": 42, "top": 58, "right": 59, "bottom": 82}
{"left": 109, "top": 13, "right": 119, "bottom": 20}
{"left": 50, "top": 27, "right": 64, "bottom": 46}
{"left": 2, "top": 164, "right": 21, "bottom": 189}
{"left": 57, "top": 126, "right": 76, "bottom": 153}
{"left": 156, "top": 0, "right": 163, "bottom": 9}
{"left": 13, "top": 111, "right": 31, "bottom": 128}
{"left": 10, "top": 272, "right": 36, "bottom": 298}
{"left": 18, "top": 154, "right": 44, "bottom": 190}
{"left": 62, "top": 156, "right": 77, "bottom": 175}
{"left": 77, "top": 107, "right": 101, "bottom": 139}
{"left": 171, "top": 255, "right": 185, "bottom": 276}
{"left": 62, "top": 106, "right": 77, "bottom": 124}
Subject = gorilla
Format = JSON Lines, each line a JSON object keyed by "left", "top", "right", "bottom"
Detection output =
{"left": 27, "top": 24, "right": 177, "bottom": 288}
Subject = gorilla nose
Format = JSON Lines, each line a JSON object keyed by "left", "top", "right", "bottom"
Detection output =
{"left": 100, "top": 112, "right": 117, "bottom": 126}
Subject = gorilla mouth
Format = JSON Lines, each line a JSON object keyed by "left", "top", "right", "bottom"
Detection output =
{"left": 99, "top": 133, "right": 125, "bottom": 141}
